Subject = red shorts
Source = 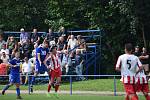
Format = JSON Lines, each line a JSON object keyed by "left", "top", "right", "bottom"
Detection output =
{"left": 124, "top": 83, "right": 136, "bottom": 94}
{"left": 49, "top": 67, "right": 62, "bottom": 82}
{"left": 135, "top": 82, "right": 149, "bottom": 93}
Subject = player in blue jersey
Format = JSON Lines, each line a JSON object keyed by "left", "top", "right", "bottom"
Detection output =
{"left": 35, "top": 40, "right": 49, "bottom": 75}
{"left": 1, "top": 51, "right": 22, "bottom": 99}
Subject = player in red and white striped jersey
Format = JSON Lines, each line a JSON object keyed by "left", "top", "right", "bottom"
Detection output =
{"left": 116, "top": 43, "right": 142, "bottom": 100}
{"left": 44, "top": 45, "right": 62, "bottom": 93}
{"left": 135, "top": 69, "right": 150, "bottom": 100}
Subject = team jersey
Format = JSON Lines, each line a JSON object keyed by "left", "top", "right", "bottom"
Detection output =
{"left": 136, "top": 69, "right": 148, "bottom": 84}
{"left": 36, "top": 46, "right": 49, "bottom": 62}
{"left": 48, "top": 53, "right": 61, "bottom": 70}
{"left": 116, "top": 54, "right": 142, "bottom": 84}
{"left": 9, "top": 58, "right": 20, "bottom": 75}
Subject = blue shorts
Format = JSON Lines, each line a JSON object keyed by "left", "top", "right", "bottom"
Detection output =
{"left": 35, "top": 62, "right": 47, "bottom": 74}
{"left": 9, "top": 74, "right": 20, "bottom": 84}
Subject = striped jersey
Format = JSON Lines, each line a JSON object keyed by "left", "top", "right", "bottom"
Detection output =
{"left": 116, "top": 54, "right": 142, "bottom": 84}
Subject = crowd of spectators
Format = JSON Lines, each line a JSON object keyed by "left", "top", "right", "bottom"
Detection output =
{"left": 0, "top": 27, "right": 87, "bottom": 82}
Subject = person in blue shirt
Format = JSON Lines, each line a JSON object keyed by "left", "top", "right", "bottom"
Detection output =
{"left": 35, "top": 40, "right": 49, "bottom": 75}
{"left": 1, "top": 51, "right": 22, "bottom": 99}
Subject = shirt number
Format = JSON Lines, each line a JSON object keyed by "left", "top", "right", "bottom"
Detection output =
{"left": 127, "top": 60, "right": 131, "bottom": 70}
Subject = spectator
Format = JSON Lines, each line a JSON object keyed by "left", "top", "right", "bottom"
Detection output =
{"left": 66, "top": 51, "right": 76, "bottom": 75}
{"left": 133, "top": 46, "right": 141, "bottom": 57}
{"left": 0, "top": 59, "right": 7, "bottom": 75}
{"left": 67, "top": 35, "right": 77, "bottom": 51}
{"left": 75, "top": 49, "right": 84, "bottom": 81}
{"left": 76, "top": 35, "right": 86, "bottom": 53}
{"left": 61, "top": 50, "right": 69, "bottom": 74}
{"left": 0, "top": 44, "right": 9, "bottom": 56}
{"left": 42, "top": 28, "right": 54, "bottom": 42}
{"left": 6, "top": 36, "right": 17, "bottom": 55}
{"left": 139, "top": 47, "right": 149, "bottom": 75}
{"left": 22, "top": 57, "right": 32, "bottom": 85}
{"left": 57, "top": 36, "right": 67, "bottom": 51}
{"left": 1, "top": 51, "right": 9, "bottom": 64}
{"left": 58, "top": 26, "right": 67, "bottom": 37}
{"left": 20, "top": 28, "right": 29, "bottom": 45}
{"left": 0, "top": 34, "right": 6, "bottom": 50}
{"left": 30, "top": 28, "right": 40, "bottom": 44}
{"left": 22, "top": 39, "right": 32, "bottom": 58}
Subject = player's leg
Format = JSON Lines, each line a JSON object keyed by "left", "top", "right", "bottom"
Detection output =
{"left": 142, "top": 84, "right": 150, "bottom": 100}
{"left": 15, "top": 83, "right": 22, "bottom": 99}
{"left": 55, "top": 77, "right": 61, "bottom": 92}
{"left": 2, "top": 74, "right": 14, "bottom": 95}
{"left": 48, "top": 70, "right": 55, "bottom": 92}
{"left": 129, "top": 94, "right": 138, "bottom": 100}
{"left": 125, "top": 94, "right": 129, "bottom": 100}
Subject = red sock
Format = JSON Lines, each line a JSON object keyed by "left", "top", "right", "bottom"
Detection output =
{"left": 131, "top": 95, "right": 138, "bottom": 100}
{"left": 48, "top": 84, "right": 51, "bottom": 92}
{"left": 145, "top": 95, "right": 150, "bottom": 100}
{"left": 55, "top": 85, "right": 59, "bottom": 92}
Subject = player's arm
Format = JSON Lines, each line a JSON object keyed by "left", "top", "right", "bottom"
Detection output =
{"left": 115, "top": 56, "right": 121, "bottom": 71}
{"left": 37, "top": 53, "right": 42, "bottom": 66}
{"left": 44, "top": 55, "right": 51, "bottom": 68}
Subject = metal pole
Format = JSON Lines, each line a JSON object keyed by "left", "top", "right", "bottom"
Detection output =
{"left": 114, "top": 76, "right": 117, "bottom": 96}
{"left": 70, "top": 76, "right": 72, "bottom": 95}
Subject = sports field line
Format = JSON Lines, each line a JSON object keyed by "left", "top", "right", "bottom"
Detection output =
{"left": 2, "top": 90, "right": 147, "bottom": 96}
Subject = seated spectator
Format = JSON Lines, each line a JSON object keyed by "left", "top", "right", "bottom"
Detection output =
{"left": 67, "top": 35, "right": 77, "bottom": 52}
{"left": 76, "top": 35, "right": 86, "bottom": 53}
{"left": 0, "top": 34, "right": 6, "bottom": 50}
{"left": 139, "top": 47, "right": 149, "bottom": 75}
{"left": 20, "top": 28, "right": 29, "bottom": 46}
{"left": 0, "top": 59, "right": 8, "bottom": 75}
{"left": 30, "top": 28, "right": 40, "bottom": 44}
{"left": 57, "top": 36, "right": 67, "bottom": 51}
{"left": 58, "top": 26, "right": 67, "bottom": 37}
{"left": 22, "top": 57, "right": 32, "bottom": 85}
{"left": 6, "top": 36, "right": 17, "bottom": 55}
{"left": 75, "top": 49, "right": 85, "bottom": 81}
{"left": 1, "top": 51, "right": 9, "bottom": 64}
{"left": 42, "top": 28, "right": 54, "bottom": 42}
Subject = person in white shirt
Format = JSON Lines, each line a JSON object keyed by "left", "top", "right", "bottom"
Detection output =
{"left": 67, "top": 35, "right": 77, "bottom": 51}
{"left": 116, "top": 43, "right": 142, "bottom": 100}
{"left": 1, "top": 51, "right": 9, "bottom": 64}
{"left": 22, "top": 57, "right": 32, "bottom": 85}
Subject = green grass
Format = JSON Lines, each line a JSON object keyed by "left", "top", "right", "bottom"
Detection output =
{"left": 0, "top": 79, "right": 149, "bottom": 92}
{"left": 0, "top": 94, "right": 146, "bottom": 100}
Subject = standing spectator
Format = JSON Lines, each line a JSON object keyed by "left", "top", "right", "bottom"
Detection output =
{"left": 67, "top": 35, "right": 77, "bottom": 51}
{"left": 22, "top": 57, "right": 32, "bottom": 85}
{"left": 0, "top": 34, "right": 6, "bottom": 50}
{"left": 1, "top": 51, "right": 9, "bottom": 64}
{"left": 30, "top": 28, "right": 40, "bottom": 44}
{"left": 139, "top": 47, "right": 149, "bottom": 75}
{"left": 20, "top": 28, "right": 29, "bottom": 46}
{"left": 61, "top": 50, "right": 69, "bottom": 74}
{"left": 0, "top": 59, "right": 8, "bottom": 75}
{"left": 6, "top": 36, "right": 17, "bottom": 56}
{"left": 133, "top": 46, "right": 141, "bottom": 57}
{"left": 22, "top": 39, "right": 32, "bottom": 58}
{"left": 75, "top": 49, "right": 84, "bottom": 81}
{"left": 76, "top": 35, "right": 86, "bottom": 53}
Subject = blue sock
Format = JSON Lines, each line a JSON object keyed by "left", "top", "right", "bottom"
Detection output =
{"left": 16, "top": 88, "right": 20, "bottom": 96}
{"left": 3, "top": 85, "right": 10, "bottom": 91}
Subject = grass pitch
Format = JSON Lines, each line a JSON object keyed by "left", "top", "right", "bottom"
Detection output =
{"left": 0, "top": 94, "right": 146, "bottom": 100}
